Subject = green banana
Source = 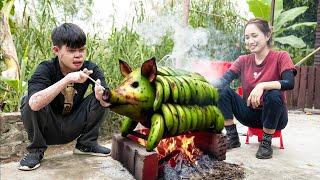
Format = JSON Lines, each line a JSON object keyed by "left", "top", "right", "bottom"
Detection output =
{"left": 162, "top": 67, "right": 177, "bottom": 76}
{"left": 195, "top": 106, "right": 204, "bottom": 130}
{"left": 120, "top": 117, "right": 138, "bottom": 137}
{"left": 203, "top": 83, "right": 214, "bottom": 103}
{"left": 207, "top": 105, "right": 216, "bottom": 128}
{"left": 172, "top": 76, "right": 185, "bottom": 104}
{"left": 199, "top": 82, "right": 210, "bottom": 105}
{"left": 182, "top": 106, "right": 192, "bottom": 131}
{"left": 176, "top": 76, "right": 191, "bottom": 104}
{"left": 156, "top": 75, "right": 170, "bottom": 102}
{"left": 189, "top": 106, "right": 198, "bottom": 130}
{"left": 161, "top": 104, "right": 174, "bottom": 132}
{"left": 199, "top": 107, "right": 208, "bottom": 129}
{"left": 164, "top": 76, "right": 179, "bottom": 103}
{"left": 175, "top": 104, "right": 187, "bottom": 134}
{"left": 153, "top": 82, "right": 163, "bottom": 111}
{"left": 167, "top": 103, "right": 179, "bottom": 135}
{"left": 157, "top": 67, "right": 171, "bottom": 76}
{"left": 181, "top": 76, "right": 197, "bottom": 104}
{"left": 192, "top": 80, "right": 205, "bottom": 105}
{"left": 190, "top": 72, "right": 207, "bottom": 82}
{"left": 146, "top": 113, "right": 165, "bottom": 151}
{"left": 213, "top": 106, "right": 225, "bottom": 132}
{"left": 175, "top": 69, "right": 189, "bottom": 76}
{"left": 211, "top": 86, "right": 219, "bottom": 102}
{"left": 204, "top": 106, "right": 213, "bottom": 128}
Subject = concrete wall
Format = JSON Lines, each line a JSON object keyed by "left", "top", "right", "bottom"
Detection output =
{"left": 0, "top": 112, "right": 28, "bottom": 160}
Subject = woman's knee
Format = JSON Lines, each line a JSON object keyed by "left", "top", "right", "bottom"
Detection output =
{"left": 218, "top": 86, "right": 234, "bottom": 98}
{"left": 264, "top": 90, "right": 282, "bottom": 105}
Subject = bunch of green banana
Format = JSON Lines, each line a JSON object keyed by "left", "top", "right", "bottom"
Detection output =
{"left": 153, "top": 67, "right": 218, "bottom": 110}
{"left": 161, "top": 104, "right": 224, "bottom": 133}
{"left": 141, "top": 103, "right": 225, "bottom": 151}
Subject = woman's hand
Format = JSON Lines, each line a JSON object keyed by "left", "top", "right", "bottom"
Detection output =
{"left": 247, "top": 83, "right": 264, "bottom": 108}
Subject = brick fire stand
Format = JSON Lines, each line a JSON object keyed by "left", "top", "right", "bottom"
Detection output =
{"left": 111, "top": 131, "right": 227, "bottom": 180}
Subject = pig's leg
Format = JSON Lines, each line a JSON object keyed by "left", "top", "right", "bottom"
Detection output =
{"left": 120, "top": 117, "right": 138, "bottom": 137}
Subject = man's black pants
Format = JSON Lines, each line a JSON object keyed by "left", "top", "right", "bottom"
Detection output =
{"left": 218, "top": 87, "right": 288, "bottom": 130}
{"left": 20, "top": 94, "right": 106, "bottom": 153}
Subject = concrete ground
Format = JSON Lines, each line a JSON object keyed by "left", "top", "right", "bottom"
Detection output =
{"left": 1, "top": 112, "right": 320, "bottom": 180}
{"left": 226, "top": 112, "right": 320, "bottom": 180}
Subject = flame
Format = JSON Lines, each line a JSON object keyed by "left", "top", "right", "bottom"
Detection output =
{"left": 137, "top": 138, "right": 147, "bottom": 146}
{"left": 156, "top": 134, "right": 202, "bottom": 165}
{"left": 128, "top": 129, "right": 203, "bottom": 167}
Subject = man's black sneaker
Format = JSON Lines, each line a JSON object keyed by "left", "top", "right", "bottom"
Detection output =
{"left": 18, "top": 152, "right": 43, "bottom": 171}
{"left": 73, "top": 143, "right": 111, "bottom": 157}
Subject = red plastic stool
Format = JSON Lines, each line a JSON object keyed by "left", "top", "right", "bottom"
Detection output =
{"left": 245, "top": 127, "right": 284, "bottom": 149}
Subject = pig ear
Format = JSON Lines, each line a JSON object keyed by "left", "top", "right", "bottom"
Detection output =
{"left": 119, "top": 60, "right": 132, "bottom": 77}
{"left": 141, "top": 57, "right": 157, "bottom": 83}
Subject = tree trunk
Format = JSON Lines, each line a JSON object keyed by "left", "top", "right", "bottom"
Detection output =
{"left": 182, "top": 0, "right": 190, "bottom": 27}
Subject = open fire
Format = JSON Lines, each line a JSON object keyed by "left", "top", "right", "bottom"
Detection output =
{"left": 128, "top": 129, "right": 202, "bottom": 166}
{"left": 110, "top": 128, "right": 246, "bottom": 180}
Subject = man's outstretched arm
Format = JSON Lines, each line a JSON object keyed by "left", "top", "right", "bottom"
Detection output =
{"left": 29, "top": 69, "right": 92, "bottom": 111}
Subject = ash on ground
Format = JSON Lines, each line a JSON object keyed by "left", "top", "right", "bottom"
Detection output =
{"left": 161, "top": 154, "right": 245, "bottom": 180}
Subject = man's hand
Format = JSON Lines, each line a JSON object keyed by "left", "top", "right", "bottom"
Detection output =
{"left": 247, "top": 83, "right": 264, "bottom": 108}
{"left": 66, "top": 68, "right": 93, "bottom": 83}
{"left": 94, "top": 79, "right": 111, "bottom": 108}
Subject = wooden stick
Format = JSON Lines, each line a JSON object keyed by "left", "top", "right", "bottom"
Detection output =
{"left": 295, "top": 47, "right": 320, "bottom": 66}
{"left": 83, "top": 73, "right": 106, "bottom": 90}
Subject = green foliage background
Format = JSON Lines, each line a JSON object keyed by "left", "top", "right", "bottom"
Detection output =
{"left": 1, "top": 0, "right": 316, "bottom": 138}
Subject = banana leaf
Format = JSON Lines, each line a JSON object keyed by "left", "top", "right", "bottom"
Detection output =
{"left": 284, "top": 22, "right": 317, "bottom": 31}
{"left": 274, "top": 35, "right": 306, "bottom": 48}
{"left": 274, "top": 6, "right": 308, "bottom": 32}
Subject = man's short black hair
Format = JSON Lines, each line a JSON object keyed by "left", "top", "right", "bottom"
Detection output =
{"left": 51, "top": 23, "right": 86, "bottom": 48}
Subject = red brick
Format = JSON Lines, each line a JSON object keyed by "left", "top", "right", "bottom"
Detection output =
{"left": 111, "top": 134, "right": 159, "bottom": 180}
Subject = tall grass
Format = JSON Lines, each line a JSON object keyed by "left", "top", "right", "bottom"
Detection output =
{"left": 1, "top": 0, "right": 244, "bottom": 136}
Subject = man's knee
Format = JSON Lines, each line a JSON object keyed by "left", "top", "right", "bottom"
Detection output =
{"left": 20, "top": 95, "right": 50, "bottom": 115}
{"left": 86, "top": 94, "right": 105, "bottom": 114}
{"left": 264, "top": 90, "right": 282, "bottom": 105}
{"left": 84, "top": 94, "right": 106, "bottom": 123}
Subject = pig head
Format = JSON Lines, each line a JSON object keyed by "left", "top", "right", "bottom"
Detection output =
{"left": 109, "top": 58, "right": 157, "bottom": 127}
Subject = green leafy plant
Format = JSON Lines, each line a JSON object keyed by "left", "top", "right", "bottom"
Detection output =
{"left": 0, "top": 46, "right": 28, "bottom": 110}
{"left": 246, "top": 0, "right": 316, "bottom": 48}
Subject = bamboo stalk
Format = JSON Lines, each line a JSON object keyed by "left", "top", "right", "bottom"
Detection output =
{"left": 295, "top": 47, "right": 320, "bottom": 66}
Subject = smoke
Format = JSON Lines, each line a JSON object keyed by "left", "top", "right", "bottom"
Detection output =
{"left": 135, "top": 15, "right": 209, "bottom": 68}
{"left": 135, "top": 13, "right": 240, "bottom": 81}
